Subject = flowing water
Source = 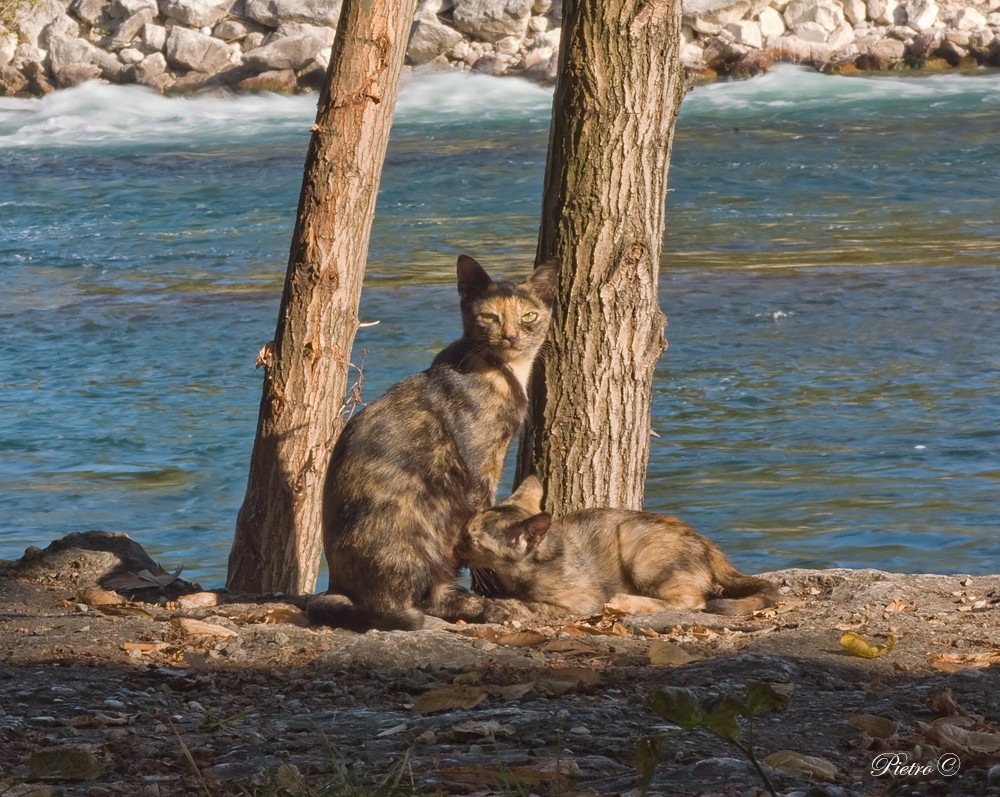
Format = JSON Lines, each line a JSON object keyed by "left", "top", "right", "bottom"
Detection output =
{"left": 1, "top": 66, "right": 998, "bottom": 585}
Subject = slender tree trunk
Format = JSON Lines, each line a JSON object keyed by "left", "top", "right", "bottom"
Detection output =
{"left": 227, "top": 0, "right": 418, "bottom": 594}
{"left": 517, "top": 0, "right": 686, "bottom": 512}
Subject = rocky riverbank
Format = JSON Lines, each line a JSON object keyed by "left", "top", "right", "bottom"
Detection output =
{"left": 1, "top": 532, "right": 999, "bottom": 795}
{"left": 1, "top": 0, "right": 999, "bottom": 97}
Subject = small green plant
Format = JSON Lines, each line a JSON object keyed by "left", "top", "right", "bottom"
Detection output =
{"left": 638, "top": 681, "right": 790, "bottom": 797}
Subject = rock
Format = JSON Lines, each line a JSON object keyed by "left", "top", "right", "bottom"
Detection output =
{"left": 21, "top": 59, "right": 54, "bottom": 93}
{"left": 130, "top": 49, "right": 167, "bottom": 79}
{"left": 951, "top": 6, "right": 987, "bottom": 30}
{"left": 842, "top": 0, "right": 867, "bottom": 24}
{"left": 40, "top": 13, "right": 81, "bottom": 50}
{"left": 118, "top": 45, "right": 144, "bottom": 62}
{"left": 935, "top": 37, "right": 969, "bottom": 64}
{"left": 70, "top": 0, "right": 110, "bottom": 26}
{"left": 471, "top": 50, "right": 514, "bottom": 74}
{"left": 108, "top": 8, "right": 153, "bottom": 51}
{"left": 0, "top": 63, "right": 29, "bottom": 95}
{"left": 902, "top": 0, "right": 939, "bottom": 30}
{"left": 237, "top": 69, "right": 298, "bottom": 94}
{"left": 213, "top": 18, "right": 266, "bottom": 43}
{"left": 142, "top": 21, "right": 166, "bottom": 51}
{"left": 48, "top": 37, "right": 104, "bottom": 86}
{"left": 13, "top": 0, "right": 66, "bottom": 48}
{"left": 243, "top": 0, "right": 343, "bottom": 27}
{"left": 158, "top": 0, "right": 236, "bottom": 28}
{"left": 243, "top": 23, "right": 334, "bottom": 71}
{"left": 857, "top": 35, "right": 906, "bottom": 67}
{"left": 727, "top": 19, "right": 763, "bottom": 47}
{"left": 758, "top": 6, "right": 786, "bottom": 41}
{"left": 408, "top": 17, "right": 464, "bottom": 65}
{"left": 828, "top": 20, "right": 856, "bottom": 49}
{"left": 165, "top": 25, "right": 233, "bottom": 72}
{"left": 908, "top": 27, "right": 944, "bottom": 57}
{"left": 452, "top": 0, "right": 533, "bottom": 42}
{"left": 0, "top": 32, "right": 17, "bottom": 65}
{"left": 110, "top": 0, "right": 157, "bottom": 19}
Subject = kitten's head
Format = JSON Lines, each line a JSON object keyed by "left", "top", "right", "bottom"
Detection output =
{"left": 455, "top": 255, "right": 558, "bottom": 371}
{"left": 459, "top": 476, "right": 552, "bottom": 567}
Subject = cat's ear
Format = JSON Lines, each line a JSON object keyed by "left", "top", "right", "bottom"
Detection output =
{"left": 521, "top": 512, "right": 552, "bottom": 552}
{"left": 526, "top": 257, "right": 559, "bottom": 304}
{"left": 457, "top": 255, "right": 491, "bottom": 302}
{"left": 509, "top": 475, "right": 544, "bottom": 510}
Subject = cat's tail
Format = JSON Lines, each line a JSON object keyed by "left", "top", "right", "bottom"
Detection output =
{"left": 306, "top": 593, "right": 424, "bottom": 632}
{"left": 704, "top": 547, "right": 780, "bottom": 616}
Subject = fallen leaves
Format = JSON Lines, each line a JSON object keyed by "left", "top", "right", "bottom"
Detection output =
{"left": 648, "top": 639, "right": 698, "bottom": 666}
{"left": 412, "top": 685, "right": 489, "bottom": 715}
{"left": 930, "top": 649, "right": 1000, "bottom": 672}
{"left": 763, "top": 750, "right": 838, "bottom": 780}
{"left": 170, "top": 618, "right": 238, "bottom": 639}
{"left": 840, "top": 631, "right": 896, "bottom": 658}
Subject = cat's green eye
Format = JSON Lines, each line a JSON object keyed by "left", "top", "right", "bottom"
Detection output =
{"left": 521, "top": 311, "right": 539, "bottom": 324}
{"left": 479, "top": 312, "right": 500, "bottom": 325}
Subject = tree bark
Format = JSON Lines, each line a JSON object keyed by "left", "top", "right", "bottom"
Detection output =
{"left": 517, "top": 0, "right": 686, "bottom": 512}
{"left": 227, "top": 0, "right": 418, "bottom": 594}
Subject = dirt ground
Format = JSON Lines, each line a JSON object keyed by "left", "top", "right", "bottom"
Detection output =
{"left": 1, "top": 532, "right": 998, "bottom": 797}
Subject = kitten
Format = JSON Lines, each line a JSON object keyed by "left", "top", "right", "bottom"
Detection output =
{"left": 307, "top": 255, "right": 559, "bottom": 632}
{"left": 460, "top": 477, "right": 779, "bottom": 618}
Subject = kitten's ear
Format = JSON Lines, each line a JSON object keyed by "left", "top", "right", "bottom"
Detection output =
{"left": 521, "top": 513, "right": 552, "bottom": 552}
{"left": 526, "top": 257, "right": 559, "bottom": 304}
{"left": 457, "top": 255, "right": 491, "bottom": 302}
{"left": 509, "top": 475, "right": 544, "bottom": 510}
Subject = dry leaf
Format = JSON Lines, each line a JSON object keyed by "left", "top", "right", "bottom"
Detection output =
{"left": 177, "top": 592, "right": 220, "bottom": 609}
{"left": 171, "top": 618, "right": 238, "bottom": 638}
{"left": 544, "top": 666, "right": 601, "bottom": 687}
{"left": 763, "top": 750, "right": 838, "bottom": 780}
{"left": 884, "top": 596, "right": 914, "bottom": 613}
{"left": 648, "top": 640, "right": 697, "bottom": 666}
{"left": 450, "top": 719, "right": 514, "bottom": 739}
{"left": 923, "top": 722, "right": 1000, "bottom": 754}
{"left": 840, "top": 631, "right": 896, "bottom": 658}
{"left": 264, "top": 606, "right": 307, "bottom": 626}
{"left": 78, "top": 588, "right": 124, "bottom": 606}
{"left": 496, "top": 630, "right": 548, "bottom": 647}
{"left": 491, "top": 682, "right": 535, "bottom": 701}
{"left": 412, "top": 685, "right": 488, "bottom": 715}
{"left": 848, "top": 714, "right": 900, "bottom": 739}
{"left": 541, "top": 638, "right": 600, "bottom": 656}
{"left": 929, "top": 650, "right": 1000, "bottom": 672}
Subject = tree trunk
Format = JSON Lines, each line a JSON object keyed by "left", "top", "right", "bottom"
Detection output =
{"left": 517, "top": 0, "right": 686, "bottom": 512}
{"left": 227, "top": 0, "right": 418, "bottom": 594}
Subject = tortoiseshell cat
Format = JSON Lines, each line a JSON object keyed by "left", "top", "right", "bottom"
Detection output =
{"left": 307, "top": 255, "right": 558, "bottom": 632}
{"left": 460, "top": 477, "right": 779, "bottom": 618}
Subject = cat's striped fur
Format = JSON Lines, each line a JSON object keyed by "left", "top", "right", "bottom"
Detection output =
{"left": 307, "top": 255, "right": 558, "bottom": 631}
{"left": 459, "top": 477, "right": 779, "bottom": 618}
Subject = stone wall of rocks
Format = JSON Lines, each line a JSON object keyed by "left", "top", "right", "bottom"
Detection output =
{"left": 1, "top": 0, "right": 998, "bottom": 97}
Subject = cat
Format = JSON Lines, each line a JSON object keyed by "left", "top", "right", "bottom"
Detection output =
{"left": 459, "top": 476, "right": 779, "bottom": 618}
{"left": 306, "top": 255, "right": 559, "bottom": 632}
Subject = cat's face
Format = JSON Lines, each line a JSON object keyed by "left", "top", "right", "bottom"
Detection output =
{"left": 456, "top": 256, "right": 558, "bottom": 367}
{"left": 460, "top": 476, "right": 551, "bottom": 566}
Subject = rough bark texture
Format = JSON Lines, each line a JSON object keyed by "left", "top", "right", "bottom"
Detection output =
{"left": 517, "top": 0, "right": 686, "bottom": 512}
{"left": 227, "top": 0, "right": 418, "bottom": 594}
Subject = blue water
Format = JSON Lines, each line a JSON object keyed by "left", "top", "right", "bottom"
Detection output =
{"left": 2, "top": 67, "right": 998, "bottom": 586}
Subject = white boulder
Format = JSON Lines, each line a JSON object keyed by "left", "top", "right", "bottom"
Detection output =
{"left": 452, "top": 0, "right": 533, "bottom": 42}
{"left": 244, "top": 0, "right": 343, "bottom": 28}
{"left": 158, "top": 0, "right": 236, "bottom": 28}
{"left": 165, "top": 25, "right": 232, "bottom": 72}
{"left": 407, "top": 17, "right": 464, "bottom": 65}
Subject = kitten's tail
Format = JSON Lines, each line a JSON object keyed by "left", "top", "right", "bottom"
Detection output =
{"left": 306, "top": 593, "right": 424, "bottom": 632}
{"left": 705, "top": 548, "right": 780, "bottom": 616}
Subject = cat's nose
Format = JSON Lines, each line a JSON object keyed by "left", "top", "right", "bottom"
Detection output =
{"left": 502, "top": 332, "right": 519, "bottom": 347}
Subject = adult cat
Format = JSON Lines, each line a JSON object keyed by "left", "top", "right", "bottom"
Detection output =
{"left": 307, "top": 255, "right": 558, "bottom": 631}
{"left": 460, "top": 477, "right": 779, "bottom": 617}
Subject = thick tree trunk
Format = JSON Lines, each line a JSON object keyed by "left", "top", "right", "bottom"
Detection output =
{"left": 227, "top": 0, "right": 418, "bottom": 594}
{"left": 517, "top": 0, "right": 686, "bottom": 512}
